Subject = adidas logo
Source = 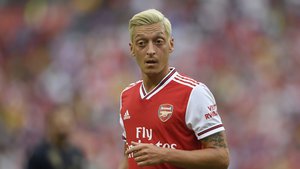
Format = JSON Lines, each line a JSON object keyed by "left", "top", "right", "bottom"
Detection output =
{"left": 123, "top": 110, "right": 131, "bottom": 120}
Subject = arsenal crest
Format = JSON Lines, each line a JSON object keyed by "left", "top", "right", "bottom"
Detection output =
{"left": 158, "top": 104, "right": 173, "bottom": 122}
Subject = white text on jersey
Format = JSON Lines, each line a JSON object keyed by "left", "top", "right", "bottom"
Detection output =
{"left": 136, "top": 127, "right": 152, "bottom": 140}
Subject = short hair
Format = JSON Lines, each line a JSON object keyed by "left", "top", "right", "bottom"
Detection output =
{"left": 129, "top": 9, "right": 172, "bottom": 42}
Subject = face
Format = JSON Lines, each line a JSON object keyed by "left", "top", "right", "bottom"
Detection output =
{"left": 130, "top": 22, "right": 174, "bottom": 78}
{"left": 48, "top": 110, "right": 74, "bottom": 145}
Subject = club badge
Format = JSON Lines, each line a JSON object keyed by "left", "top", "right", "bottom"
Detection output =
{"left": 158, "top": 104, "right": 173, "bottom": 122}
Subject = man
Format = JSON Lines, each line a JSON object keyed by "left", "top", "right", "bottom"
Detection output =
{"left": 119, "top": 9, "right": 229, "bottom": 169}
{"left": 26, "top": 106, "right": 86, "bottom": 169}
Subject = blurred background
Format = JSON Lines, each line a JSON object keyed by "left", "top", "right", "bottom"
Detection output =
{"left": 0, "top": 0, "right": 300, "bottom": 169}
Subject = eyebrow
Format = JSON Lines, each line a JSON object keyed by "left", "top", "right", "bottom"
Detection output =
{"left": 134, "top": 32, "right": 165, "bottom": 39}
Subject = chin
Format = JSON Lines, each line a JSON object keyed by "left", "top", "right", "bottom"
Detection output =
{"left": 143, "top": 67, "right": 160, "bottom": 75}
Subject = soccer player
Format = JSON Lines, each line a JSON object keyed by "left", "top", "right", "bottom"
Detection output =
{"left": 118, "top": 9, "right": 229, "bottom": 169}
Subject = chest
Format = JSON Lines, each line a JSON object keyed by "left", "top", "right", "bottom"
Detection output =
{"left": 121, "top": 83, "right": 192, "bottom": 141}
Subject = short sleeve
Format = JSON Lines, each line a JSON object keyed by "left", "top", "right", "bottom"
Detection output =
{"left": 119, "top": 114, "right": 126, "bottom": 141}
{"left": 119, "top": 92, "right": 127, "bottom": 141}
{"left": 185, "top": 83, "right": 225, "bottom": 140}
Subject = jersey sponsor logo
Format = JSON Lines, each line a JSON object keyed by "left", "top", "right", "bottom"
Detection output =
{"left": 126, "top": 126, "right": 178, "bottom": 158}
{"left": 208, "top": 104, "right": 217, "bottom": 111}
{"left": 136, "top": 127, "right": 152, "bottom": 140}
{"left": 126, "top": 140, "right": 177, "bottom": 158}
{"left": 158, "top": 104, "right": 173, "bottom": 122}
{"left": 123, "top": 110, "right": 131, "bottom": 120}
{"left": 155, "top": 141, "right": 177, "bottom": 149}
{"left": 205, "top": 104, "right": 219, "bottom": 120}
{"left": 205, "top": 111, "right": 218, "bottom": 120}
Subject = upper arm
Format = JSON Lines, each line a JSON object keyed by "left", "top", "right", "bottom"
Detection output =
{"left": 200, "top": 131, "right": 228, "bottom": 149}
{"left": 200, "top": 131, "right": 230, "bottom": 168}
{"left": 186, "top": 84, "right": 225, "bottom": 140}
{"left": 201, "top": 130, "right": 230, "bottom": 166}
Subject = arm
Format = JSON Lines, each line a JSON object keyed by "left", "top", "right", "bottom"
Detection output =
{"left": 118, "top": 143, "right": 129, "bottom": 169}
{"left": 126, "top": 131, "right": 229, "bottom": 169}
{"left": 165, "top": 131, "right": 229, "bottom": 169}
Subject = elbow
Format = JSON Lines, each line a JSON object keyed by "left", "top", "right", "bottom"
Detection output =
{"left": 220, "top": 148, "right": 230, "bottom": 169}
{"left": 221, "top": 156, "right": 230, "bottom": 169}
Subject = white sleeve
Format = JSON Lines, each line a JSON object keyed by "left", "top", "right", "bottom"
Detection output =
{"left": 185, "top": 83, "right": 225, "bottom": 140}
{"left": 119, "top": 93, "right": 126, "bottom": 141}
{"left": 119, "top": 114, "right": 126, "bottom": 141}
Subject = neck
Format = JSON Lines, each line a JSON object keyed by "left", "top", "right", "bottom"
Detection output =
{"left": 142, "top": 67, "right": 171, "bottom": 93}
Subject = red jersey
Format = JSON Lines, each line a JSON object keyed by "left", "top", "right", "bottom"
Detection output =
{"left": 119, "top": 68, "right": 225, "bottom": 169}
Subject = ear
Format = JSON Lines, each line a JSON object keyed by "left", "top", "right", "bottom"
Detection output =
{"left": 169, "top": 37, "right": 174, "bottom": 53}
{"left": 129, "top": 42, "right": 135, "bottom": 57}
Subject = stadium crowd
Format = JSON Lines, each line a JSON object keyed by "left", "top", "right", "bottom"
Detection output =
{"left": 0, "top": 0, "right": 299, "bottom": 169}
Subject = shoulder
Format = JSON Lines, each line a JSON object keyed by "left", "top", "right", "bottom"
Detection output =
{"left": 120, "top": 80, "right": 142, "bottom": 95}
{"left": 172, "top": 71, "right": 213, "bottom": 97}
{"left": 188, "top": 82, "right": 216, "bottom": 105}
{"left": 172, "top": 72, "right": 200, "bottom": 89}
{"left": 172, "top": 72, "right": 213, "bottom": 96}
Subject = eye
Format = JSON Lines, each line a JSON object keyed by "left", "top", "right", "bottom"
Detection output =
{"left": 137, "top": 40, "right": 146, "bottom": 47}
{"left": 155, "top": 38, "right": 165, "bottom": 45}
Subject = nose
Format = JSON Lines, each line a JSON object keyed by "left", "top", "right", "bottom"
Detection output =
{"left": 146, "top": 41, "right": 156, "bottom": 56}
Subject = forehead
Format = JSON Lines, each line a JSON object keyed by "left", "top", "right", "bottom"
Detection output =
{"left": 133, "top": 22, "right": 167, "bottom": 39}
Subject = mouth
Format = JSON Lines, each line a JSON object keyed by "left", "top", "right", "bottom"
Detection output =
{"left": 145, "top": 59, "right": 158, "bottom": 66}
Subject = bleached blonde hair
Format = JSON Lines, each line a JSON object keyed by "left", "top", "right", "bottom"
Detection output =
{"left": 129, "top": 9, "right": 172, "bottom": 42}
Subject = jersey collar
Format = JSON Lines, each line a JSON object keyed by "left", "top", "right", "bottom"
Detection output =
{"left": 140, "top": 67, "right": 177, "bottom": 100}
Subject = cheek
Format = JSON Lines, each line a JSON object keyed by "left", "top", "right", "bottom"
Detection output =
{"left": 162, "top": 55, "right": 169, "bottom": 63}
{"left": 133, "top": 48, "right": 145, "bottom": 59}
{"left": 134, "top": 55, "right": 144, "bottom": 65}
